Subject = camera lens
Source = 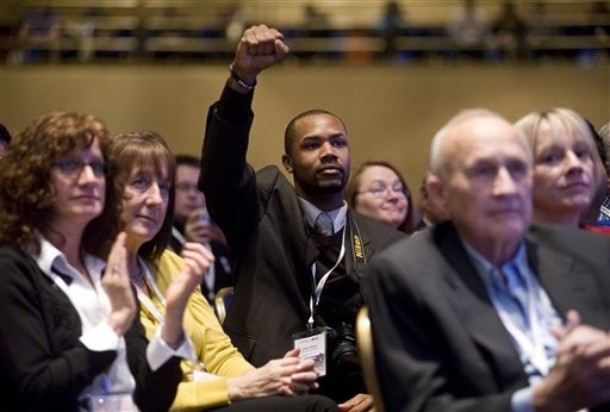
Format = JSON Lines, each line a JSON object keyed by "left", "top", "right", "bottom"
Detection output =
{"left": 328, "top": 323, "right": 359, "bottom": 368}
{"left": 332, "top": 339, "right": 359, "bottom": 366}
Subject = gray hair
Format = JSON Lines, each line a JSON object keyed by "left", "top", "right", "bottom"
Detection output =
{"left": 429, "top": 109, "right": 515, "bottom": 177}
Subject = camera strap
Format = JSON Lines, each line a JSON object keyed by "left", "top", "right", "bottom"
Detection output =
{"left": 307, "top": 212, "right": 366, "bottom": 327}
{"left": 295, "top": 213, "right": 365, "bottom": 377}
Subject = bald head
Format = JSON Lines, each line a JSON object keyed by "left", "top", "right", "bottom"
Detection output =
{"left": 427, "top": 109, "right": 533, "bottom": 265}
{"left": 430, "top": 109, "right": 531, "bottom": 178}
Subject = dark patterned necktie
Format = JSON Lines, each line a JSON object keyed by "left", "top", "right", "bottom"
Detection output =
{"left": 314, "top": 212, "right": 334, "bottom": 236}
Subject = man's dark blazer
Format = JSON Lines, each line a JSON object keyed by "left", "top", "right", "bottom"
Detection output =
{"left": 0, "top": 247, "right": 182, "bottom": 412}
{"left": 367, "top": 221, "right": 610, "bottom": 412}
{"left": 199, "top": 88, "right": 404, "bottom": 396}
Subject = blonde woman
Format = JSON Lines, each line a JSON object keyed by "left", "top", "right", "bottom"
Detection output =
{"left": 515, "top": 108, "right": 601, "bottom": 227}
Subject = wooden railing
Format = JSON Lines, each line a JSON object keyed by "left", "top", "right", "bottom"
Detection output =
{"left": 1, "top": 0, "right": 608, "bottom": 64}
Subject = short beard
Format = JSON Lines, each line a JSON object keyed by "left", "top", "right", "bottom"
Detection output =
{"left": 297, "top": 178, "right": 345, "bottom": 197}
{"left": 315, "top": 182, "right": 344, "bottom": 194}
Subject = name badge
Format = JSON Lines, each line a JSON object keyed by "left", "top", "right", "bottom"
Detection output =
{"left": 293, "top": 327, "right": 328, "bottom": 376}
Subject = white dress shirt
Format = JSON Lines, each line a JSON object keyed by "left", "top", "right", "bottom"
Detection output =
{"left": 35, "top": 235, "right": 194, "bottom": 408}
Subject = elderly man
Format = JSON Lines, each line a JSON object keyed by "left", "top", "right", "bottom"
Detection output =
{"left": 415, "top": 171, "right": 449, "bottom": 229}
{"left": 367, "top": 109, "right": 610, "bottom": 411}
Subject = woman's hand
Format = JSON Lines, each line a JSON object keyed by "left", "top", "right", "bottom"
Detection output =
{"left": 162, "top": 242, "right": 214, "bottom": 348}
{"left": 227, "top": 348, "right": 319, "bottom": 401}
{"left": 103, "top": 232, "right": 136, "bottom": 336}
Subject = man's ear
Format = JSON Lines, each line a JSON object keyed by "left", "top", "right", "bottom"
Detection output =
{"left": 427, "top": 174, "right": 447, "bottom": 213}
{"left": 281, "top": 154, "right": 293, "bottom": 174}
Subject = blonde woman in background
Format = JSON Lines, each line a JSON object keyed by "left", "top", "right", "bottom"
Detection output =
{"left": 515, "top": 108, "right": 601, "bottom": 228}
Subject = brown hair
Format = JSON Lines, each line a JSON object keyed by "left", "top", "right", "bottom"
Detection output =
{"left": 97, "top": 131, "right": 176, "bottom": 264}
{"left": 346, "top": 160, "right": 415, "bottom": 234}
{"left": 0, "top": 111, "right": 111, "bottom": 255}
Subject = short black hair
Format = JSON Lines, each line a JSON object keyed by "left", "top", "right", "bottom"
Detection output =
{"left": 283, "top": 109, "right": 347, "bottom": 156}
{"left": 175, "top": 154, "right": 200, "bottom": 168}
{"left": 0, "top": 123, "right": 11, "bottom": 144}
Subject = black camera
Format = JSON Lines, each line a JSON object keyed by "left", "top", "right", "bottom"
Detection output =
{"left": 326, "top": 322, "right": 359, "bottom": 370}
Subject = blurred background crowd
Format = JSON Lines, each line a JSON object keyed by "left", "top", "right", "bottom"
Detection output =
{"left": 0, "top": 0, "right": 608, "bottom": 66}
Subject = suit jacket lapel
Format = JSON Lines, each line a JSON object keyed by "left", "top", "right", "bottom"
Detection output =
{"left": 525, "top": 231, "right": 609, "bottom": 328}
{"left": 435, "top": 223, "right": 529, "bottom": 390}
{"left": 525, "top": 237, "right": 574, "bottom": 321}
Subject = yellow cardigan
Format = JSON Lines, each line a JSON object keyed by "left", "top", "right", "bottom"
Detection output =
{"left": 139, "top": 250, "right": 254, "bottom": 411}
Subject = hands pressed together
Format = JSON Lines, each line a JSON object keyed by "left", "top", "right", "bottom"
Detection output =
{"left": 225, "top": 344, "right": 376, "bottom": 411}
{"left": 533, "top": 310, "right": 610, "bottom": 412}
{"left": 227, "top": 348, "right": 318, "bottom": 401}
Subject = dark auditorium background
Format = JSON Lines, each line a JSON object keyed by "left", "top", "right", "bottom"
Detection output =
{"left": 0, "top": 0, "right": 608, "bottom": 198}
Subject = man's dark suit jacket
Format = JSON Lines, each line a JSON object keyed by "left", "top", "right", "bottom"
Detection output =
{"left": 0, "top": 247, "right": 182, "bottom": 412}
{"left": 199, "top": 87, "right": 403, "bottom": 401}
{"left": 367, "top": 221, "right": 610, "bottom": 412}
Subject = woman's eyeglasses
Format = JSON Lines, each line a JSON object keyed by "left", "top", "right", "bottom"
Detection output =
{"left": 359, "top": 185, "right": 409, "bottom": 198}
{"left": 54, "top": 158, "right": 106, "bottom": 178}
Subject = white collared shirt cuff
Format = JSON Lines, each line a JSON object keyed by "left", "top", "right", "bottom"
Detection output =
{"left": 80, "top": 322, "right": 121, "bottom": 351}
{"left": 147, "top": 325, "right": 196, "bottom": 371}
{"left": 511, "top": 387, "right": 534, "bottom": 412}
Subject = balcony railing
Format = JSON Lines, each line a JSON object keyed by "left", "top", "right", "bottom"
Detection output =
{"left": 1, "top": 0, "right": 608, "bottom": 64}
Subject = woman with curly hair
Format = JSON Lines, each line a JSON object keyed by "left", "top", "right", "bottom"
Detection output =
{"left": 0, "top": 111, "right": 203, "bottom": 411}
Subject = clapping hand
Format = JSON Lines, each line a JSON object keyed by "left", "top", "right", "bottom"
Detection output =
{"left": 533, "top": 310, "right": 610, "bottom": 411}
{"left": 162, "top": 242, "right": 214, "bottom": 348}
{"left": 103, "top": 232, "right": 136, "bottom": 336}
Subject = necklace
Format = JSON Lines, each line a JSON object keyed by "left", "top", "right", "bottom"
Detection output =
{"left": 133, "top": 257, "right": 167, "bottom": 323}
{"left": 130, "top": 261, "right": 147, "bottom": 290}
